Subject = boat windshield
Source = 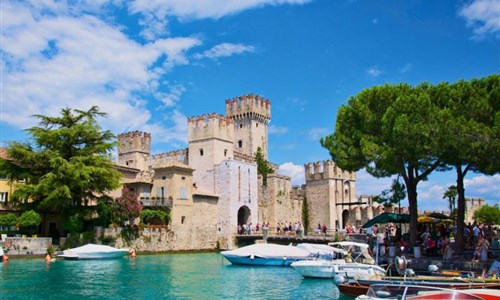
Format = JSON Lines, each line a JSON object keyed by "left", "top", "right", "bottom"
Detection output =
{"left": 328, "top": 242, "right": 373, "bottom": 262}
{"left": 363, "top": 284, "right": 485, "bottom": 300}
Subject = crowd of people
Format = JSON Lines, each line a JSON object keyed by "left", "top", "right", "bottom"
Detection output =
{"left": 237, "top": 221, "right": 305, "bottom": 237}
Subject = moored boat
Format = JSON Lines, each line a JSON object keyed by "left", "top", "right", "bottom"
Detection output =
{"left": 355, "top": 283, "right": 498, "bottom": 300}
{"left": 56, "top": 243, "right": 130, "bottom": 260}
{"left": 221, "top": 243, "right": 311, "bottom": 266}
{"left": 291, "top": 241, "right": 385, "bottom": 279}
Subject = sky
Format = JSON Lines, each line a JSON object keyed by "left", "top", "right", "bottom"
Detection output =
{"left": 1, "top": 0, "right": 499, "bottom": 212}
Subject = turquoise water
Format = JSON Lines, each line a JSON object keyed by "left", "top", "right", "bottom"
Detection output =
{"left": 1, "top": 253, "right": 347, "bottom": 300}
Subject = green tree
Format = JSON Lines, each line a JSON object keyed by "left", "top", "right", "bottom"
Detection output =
{"left": 0, "top": 213, "right": 18, "bottom": 228}
{"left": 473, "top": 204, "right": 500, "bottom": 225}
{"left": 18, "top": 210, "right": 41, "bottom": 235}
{"left": 0, "top": 107, "right": 122, "bottom": 227}
{"left": 442, "top": 185, "right": 457, "bottom": 215}
{"left": 436, "top": 75, "right": 499, "bottom": 254}
{"left": 321, "top": 83, "right": 444, "bottom": 246}
{"left": 373, "top": 178, "right": 406, "bottom": 210}
{"left": 255, "top": 146, "right": 274, "bottom": 186}
{"left": 301, "top": 196, "right": 310, "bottom": 236}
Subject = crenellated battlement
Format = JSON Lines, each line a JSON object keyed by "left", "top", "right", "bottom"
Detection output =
{"left": 188, "top": 113, "right": 234, "bottom": 142}
{"left": 118, "top": 131, "right": 151, "bottom": 154}
{"left": 225, "top": 94, "right": 271, "bottom": 121}
{"left": 152, "top": 148, "right": 189, "bottom": 167}
{"left": 304, "top": 160, "right": 356, "bottom": 182}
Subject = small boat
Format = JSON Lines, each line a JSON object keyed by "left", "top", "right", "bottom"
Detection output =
{"left": 292, "top": 241, "right": 385, "bottom": 279}
{"left": 355, "top": 283, "right": 499, "bottom": 300}
{"left": 220, "top": 243, "right": 311, "bottom": 266}
{"left": 56, "top": 244, "right": 130, "bottom": 260}
{"left": 339, "top": 280, "right": 500, "bottom": 298}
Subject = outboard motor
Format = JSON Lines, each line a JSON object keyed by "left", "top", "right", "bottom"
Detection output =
{"left": 334, "top": 275, "right": 346, "bottom": 285}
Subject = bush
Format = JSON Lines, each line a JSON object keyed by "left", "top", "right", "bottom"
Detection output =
{"left": 18, "top": 210, "right": 41, "bottom": 235}
{"left": 0, "top": 213, "right": 18, "bottom": 227}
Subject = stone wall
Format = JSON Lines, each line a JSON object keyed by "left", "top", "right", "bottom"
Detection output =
{"left": 1, "top": 237, "right": 52, "bottom": 255}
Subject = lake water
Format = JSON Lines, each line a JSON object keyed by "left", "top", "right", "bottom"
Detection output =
{"left": 1, "top": 253, "right": 348, "bottom": 300}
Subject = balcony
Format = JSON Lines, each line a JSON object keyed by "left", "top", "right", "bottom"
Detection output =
{"left": 140, "top": 197, "right": 173, "bottom": 208}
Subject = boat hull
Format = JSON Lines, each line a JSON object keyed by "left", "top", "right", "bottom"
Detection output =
{"left": 57, "top": 244, "right": 130, "bottom": 260}
{"left": 222, "top": 254, "right": 303, "bottom": 266}
{"left": 291, "top": 260, "right": 346, "bottom": 278}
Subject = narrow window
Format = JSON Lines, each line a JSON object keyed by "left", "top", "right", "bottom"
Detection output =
{"left": 200, "top": 149, "right": 204, "bottom": 156}
{"left": 162, "top": 176, "right": 166, "bottom": 180}
{"left": 181, "top": 216, "right": 185, "bottom": 224}
{"left": 181, "top": 176, "right": 185, "bottom": 180}
{"left": 238, "top": 140, "right": 243, "bottom": 148}
{"left": 240, "top": 124, "right": 243, "bottom": 129}
{"left": 224, "top": 149, "right": 227, "bottom": 156}
{"left": 256, "top": 123, "right": 258, "bottom": 127}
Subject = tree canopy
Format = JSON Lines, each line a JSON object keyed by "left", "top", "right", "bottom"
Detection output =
{"left": 473, "top": 204, "right": 500, "bottom": 225}
{"left": 321, "top": 75, "right": 499, "bottom": 248}
{"left": 0, "top": 106, "right": 122, "bottom": 220}
{"left": 255, "top": 146, "right": 274, "bottom": 186}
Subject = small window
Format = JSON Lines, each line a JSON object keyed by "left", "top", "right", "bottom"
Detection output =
{"left": 256, "top": 123, "right": 258, "bottom": 127}
{"left": 162, "top": 176, "right": 166, "bottom": 180}
{"left": 181, "top": 216, "right": 185, "bottom": 224}
{"left": 224, "top": 149, "right": 227, "bottom": 156}
{"left": 238, "top": 140, "right": 242, "bottom": 148}
{"left": 200, "top": 149, "right": 204, "bottom": 156}
{"left": 240, "top": 124, "right": 243, "bottom": 129}
{"left": 181, "top": 176, "right": 185, "bottom": 180}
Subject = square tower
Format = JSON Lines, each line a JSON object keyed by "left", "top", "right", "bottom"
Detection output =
{"left": 225, "top": 94, "right": 271, "bottom": 160}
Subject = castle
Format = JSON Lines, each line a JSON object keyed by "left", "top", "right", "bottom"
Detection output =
{"left": 110, "top": 95, "right": 445, "bottom": 250}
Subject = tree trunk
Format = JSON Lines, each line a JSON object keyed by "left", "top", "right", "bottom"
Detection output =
{"left": 455, "top": 166, "right": 466, "bottom": 255}
{"left": 403, "top": 168, "right": 419, "bottom": 247}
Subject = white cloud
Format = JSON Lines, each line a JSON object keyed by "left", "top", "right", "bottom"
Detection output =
{"left": 194, "top": 43, "right": 255, "bottom": 60}
{"left": 464, "top": 174, "right": 500, "bottom": 197}
{"left": 278, "top": 162, "right": 305, "bottom": 186}
{"left": 129, "top": 0, "right": 311, "bottom": 21}
{"left": 366, "top": 66, "right": 382, "bottom": 77}
{"left": 308, "top": 127, "right": 329, "bottom": 140}
{"left": 268, "top": 125, "right": 288, "bottom": 135}
{"left": 399, "top": 63, "right": 413, "bottom": 73}
{"left": 459, "top": 0, "right": 500, "bottom": 39}
{"left": 1, "top": 1, "right": 200, "bottom": 144}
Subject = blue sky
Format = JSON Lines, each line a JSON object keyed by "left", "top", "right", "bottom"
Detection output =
{"left": 1, "top": 0, "right": 499, "bottom": 212}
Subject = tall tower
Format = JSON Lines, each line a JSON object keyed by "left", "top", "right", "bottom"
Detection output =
{"left": 225, "top": 94, "right": 271, "bottom": 160}
{"left": 187, "top": 113, "right": 234, "bottom": 192}
{"left": 117, "top": 131, "right": 151, "bottom": 171}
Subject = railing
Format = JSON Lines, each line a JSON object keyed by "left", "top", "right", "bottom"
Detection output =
{"left": 140, "top": 197, "right": 173, "bottom": 207}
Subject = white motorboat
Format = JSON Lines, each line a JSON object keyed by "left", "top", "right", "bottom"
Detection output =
{"left": 221, "top": 243, "right": 311, "bottom": 266}
{"left": 291, "top": 241, "right": 385, "bottom": 279}
{"left": 57, "top": 244, "right": 130, "bottom": 260}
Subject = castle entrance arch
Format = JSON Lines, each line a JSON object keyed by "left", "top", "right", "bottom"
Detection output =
{"left": 342, "top": 209, "right": 350, "bottom": 230}
{"left": 237, "top": 206, "right": 251, "bottom": 226}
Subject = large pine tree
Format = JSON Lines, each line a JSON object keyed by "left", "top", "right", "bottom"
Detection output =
{"left": 0, "top": 106, "right": 121, "bottom": 217}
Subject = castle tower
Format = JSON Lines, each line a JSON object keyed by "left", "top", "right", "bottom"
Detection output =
{"left": 117, "top": 131, "right": 151, "bottom": 171}
{"left": 304, "top": 160, "right": 356, "bottom": 232}
{"left": 225, "top": 94, "right": 271, "bottom": 160}
{"left": 188, "top": 113, "right": 234, "bottom": 192}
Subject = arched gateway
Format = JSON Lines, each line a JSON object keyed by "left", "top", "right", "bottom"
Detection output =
{"left": 237, "top": 206, "right": 251, "bottom": 225}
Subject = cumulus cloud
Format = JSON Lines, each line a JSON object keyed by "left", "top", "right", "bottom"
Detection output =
{"left": 279, "top": 162, "right": 305, "bottom": 185}
{"left": 1, "top": 0, "right": 200, "bottom": 144}
{"left": 268, "top": 125, "right": 288, "bottom": 135}
{"left": 308, "top": 127, "right": 329, "bottom": 140}
{"left": 459, "top": 0, "right": 500, "bottom": 39}
{"left": 399, "top": 63, "right": 413, "bottom": 73}
{"left": 464, "top": 174, "right": 500, "bottom": 198}
{"left": 366, "top": 66, "right": 382, "bottom": 77}
{"left": 194, "top": 43, "right": 255, "bottom": 60}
